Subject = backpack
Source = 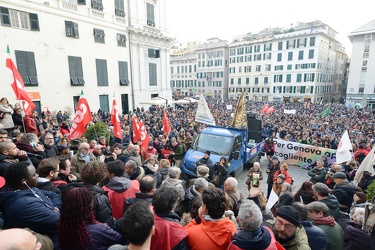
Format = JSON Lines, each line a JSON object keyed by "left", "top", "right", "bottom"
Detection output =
{"left": 228, "top": 193, "right": 242, "bottom": 217}
{"left": 356, "top": 153, "right": 366, "bottom": 164}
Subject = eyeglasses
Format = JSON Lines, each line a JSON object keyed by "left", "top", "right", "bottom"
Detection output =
{"left": 275, "top": 219, "right": 295, "bottom": 231}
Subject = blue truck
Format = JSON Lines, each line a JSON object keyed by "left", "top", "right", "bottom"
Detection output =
{"left": 181, "top": 125, "right": 267, "bottom": 178}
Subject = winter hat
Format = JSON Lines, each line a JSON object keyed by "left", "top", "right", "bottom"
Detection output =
{"left": 276, "top": 205, "right": 300, "bottom": 226}
{"left": 331, "top": 172, "right": 346, "bottom": 179}
{"left": 204, "top": 151, "right": 211, "bottom": 156}
{"left": 277, "top": 174, "right": 286, "bottom": 180}
{"left": 148, "top": 142, "right": 153, "bottom": 146}
{"left": 306, "top": 201, "right": 329, "bottom": 215}
{"left": 197, "top": 165, "right": 210, "bottom": 177}
{"left": 57, "top": 145, "right": 69, "bottom": 152}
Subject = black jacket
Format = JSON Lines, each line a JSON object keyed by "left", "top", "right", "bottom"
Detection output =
{"left": 68, "top": 183, "right": 115, "bottom": 228}
{"left": 0, "top": 154, "right": 31, "bottom": 176}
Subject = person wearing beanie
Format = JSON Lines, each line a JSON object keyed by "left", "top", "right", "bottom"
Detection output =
{"left": 306, "top": 201, "right": 344, "bottom": 250}
{"left": 349, "top": 192, "right": 368, "bottom": 218}
{"left": 270, "top": 205, "right": 310, "bottom": 250}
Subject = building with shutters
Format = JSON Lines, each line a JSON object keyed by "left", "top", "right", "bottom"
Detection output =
{"left": 346, "top": 19, "right": 375, "bottom": 108}
{"left": 0, "top": 0, "right": 173, "bottom": 115}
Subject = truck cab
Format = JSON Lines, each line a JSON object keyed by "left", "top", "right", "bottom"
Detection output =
{"left": 181, "top": 126, "right": 254, "bottom": 178}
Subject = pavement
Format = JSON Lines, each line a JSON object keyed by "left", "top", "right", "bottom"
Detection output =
{"left": 237, "top": 155, "right": 309, "bottom": 198}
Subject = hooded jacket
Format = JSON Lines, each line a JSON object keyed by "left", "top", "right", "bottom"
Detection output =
{"left": 320, "top": 195, "right": 340, "bottom": 221}
{"left": 160, "top": 177, "right": 185, "bottom": 202}
{"left": 0, "top": 187, "right": 61, "bottom": 237}
{"left": 300, "top": 220, "right": 327, "bottom": 250}
{"left": 228, "top": 226, "right": 282, "bottom": 250}
{"left": 102, "top": 177, "right": 140, "bottom": 220}
{"left": 332, "top": 180, "right": 356, "bottom": 209}
{"left": 185, "top": 214, "right": 237, "bottom": 250}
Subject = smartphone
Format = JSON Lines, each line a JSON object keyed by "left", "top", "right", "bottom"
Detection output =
{"left": 30, "top": 141, "right": 36, "bottom": 148}
{"left": 253, "top": 173, "right": 260, "bottom": 187}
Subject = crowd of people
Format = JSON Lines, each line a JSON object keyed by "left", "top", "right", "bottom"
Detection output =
{"left": 1, "top": 95, "right": 375, "bottom": 249}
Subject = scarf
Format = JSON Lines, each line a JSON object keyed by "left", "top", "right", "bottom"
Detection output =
{"left": 314, "top": 215, "right": 336, "bottom": 226}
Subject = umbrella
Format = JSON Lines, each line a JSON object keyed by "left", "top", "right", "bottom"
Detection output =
{"left": 139, "top": 97, "right": 173, "bottom": 105}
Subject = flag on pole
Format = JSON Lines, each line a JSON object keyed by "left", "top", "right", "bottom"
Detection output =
{"left": 69, "top": 90, "right": 92, "bottom": 140}
{"left": 336, "top": 130, "right": 353, "bottom": 164}
{"left": 260, "top": 104, "right": 270, "bottom": 114}
{"left": 266, "top": 106, "right": 275, "bottom": 114}
{"left": 6, "top": 45, "right": 35, "bottom": 115}
{"left": 195, "top": 94, "right": 215, "bottom": 126}
{"left": 231, "top": 93, "right": 247, "bottom": 129}
{"left": 132, "top": 114, "right": 141, "bottom": 142}
{"left": 317, "top": 105, "right": 331, "bottom": 117}
{"left": 163, "top": 109, "right": 171, "bottom": 135}
{"left": 354, "top": 146, "right": 375, "bottom": 186}
{"left": 111, "top": 98, "right": 122, "bottom": 140}
{"left": 139, "top": 121, "right": 150, "bottom": 150}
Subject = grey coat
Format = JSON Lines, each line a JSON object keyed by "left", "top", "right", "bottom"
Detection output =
{"left": 0, "top": 105, "right": 14, "bottom": 129}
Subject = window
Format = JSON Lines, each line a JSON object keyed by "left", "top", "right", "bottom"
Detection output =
{"left": 93, "top": 28, "right": 105, "bottom": 43}
{"left": 310, "top": 37, "right": 315, "bottom": 46}
{"left": 15, "top": 50, "right": 38, "bottom": 86}
{"left": 274, "top": 75, "right": 283, "bottom": 83}
{"left": 91, "top": 0, "right": 103, "bottom": 10}
{"left": 298, "top": 51, "right": 304, "bottom": 60}
{"left": 275, "top": 65, "right": 283, "bottom": 71}
{"left": 288, "top": 52, "right": 293, "bottom": 61}
{"left": 277, "top": 53, "right": 282, "bottom": 62}
{"left": 149, "top": 63, "right": 157, "bottom": 86}
{"left": 244, "top": 66, "right": 251, "bottom": 73}
{"left": 230, "top": 78, "right": 234, "bottom": 84}
{"left": 296, "top": 74, "right": 302, "bottom": 82}
{"left": 265, "top": 64, "right": 271, "bottom": 71}
{"left": 65, "top": 21, "right": 79, "bottom": 38}
{"left": 78, "top": 0, "right": 86, "bottom": 4}
{"left": 286, "top": 74, "right": 291, "bottom": 83}
{"left": 255, "top": 65, "right": 261, "bottom": 72}
{"left": 95, "top": 59, "right": 108, "bottom": 86}
{"left": 287, "top": 65, "right": 292, "bottom": 70}
{"left": 148, "top": 48, "right": 160, "bottom": 58}
{"left": 264, "top": 77, "right": 268, "bottom": 84}
{"left": 146, "top": 3, "right": 155, "bottom": 27}
{"left": 68, "top": 56, "right": 85, "bottom": 86}
{"left": 118, "top": 61, "right": 130, "bottom": 85}
{"left": 238, "top": 78, "right": 241, "bottom": 84}
{"left": 117, "top": 33, "right": 127, "bottom": 47}
{"left": 308, "top": 49, "right": 314, "bottom": 59}
{"left": 246, "top": 78, "right": 250, "bottom": 84}
{"left": 115, "top": 0, "right": 125, "bottom": 17}
{"left": 254, "top": 77, "right": 259, "bottom": 84}
{"left": 99, "top": 95, "right": 109, "bottom": 113}
{"left": 1, "top": 7, "right": 39, "bottom": 31}
{"left": 278, "top": 42, "right": 283, "bottom": 50}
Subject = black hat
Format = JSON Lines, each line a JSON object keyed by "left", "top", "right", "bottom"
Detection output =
{"left": 276, "top": 205, "right": 300, "bottom": 226}
{"left": 204, "top": 151, "right": 210, "bottom": 156}
{"left": 57, "top": 145, "right": 69, "bottom": 152}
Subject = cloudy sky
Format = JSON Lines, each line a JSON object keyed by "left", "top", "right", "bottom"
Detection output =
{"left": 165, "top": 0, "right": 374, "bottom": 56}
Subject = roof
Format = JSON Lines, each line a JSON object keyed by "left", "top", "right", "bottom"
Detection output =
{"left": 201, "top": 126, "right": 244, "bottom": 137}
{"left": 349, "top": 19, "right": 375, "bottom": 38}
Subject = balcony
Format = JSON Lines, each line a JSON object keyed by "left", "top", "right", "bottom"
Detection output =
{"left": 60, "top": 0, "right": 78, "bottom": 12}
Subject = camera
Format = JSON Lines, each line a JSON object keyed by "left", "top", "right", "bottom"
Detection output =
{"left": 102, "top": 148, "right": 112, "bottom": 156}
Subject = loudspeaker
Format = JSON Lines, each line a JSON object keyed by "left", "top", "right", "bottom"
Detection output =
{"left": 247, "top": 117, "right": 262, "bottom": 143}
{"left": 248, "top": 131, "right": 261, "bottom": 143}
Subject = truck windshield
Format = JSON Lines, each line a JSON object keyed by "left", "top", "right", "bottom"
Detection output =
{"left": 191, "top": 133, "right": 233, "bottom": 156}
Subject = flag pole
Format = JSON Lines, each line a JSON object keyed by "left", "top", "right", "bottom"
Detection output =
{"left": 18, "top": 100, "right": 27, "bottom": 133}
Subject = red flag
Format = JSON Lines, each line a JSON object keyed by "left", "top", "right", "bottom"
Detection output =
{"left": 139, "top": 121, "right": 150, "bottom": 150}
{"left": 111, "top": 99, "right": 122, "bottom": 140}
{"left": 266, "top": 106, "right": 275, "bottom": 114}
{"left": 132, "top": 115, "right": 141, "bottom": 142}
{"left": 260, "top": 104, "right": 269, "bottom": 114}
{"left": 69, "top": 90, "right": 92, "bottom": 140}
{"left": 163, "top": 109, "right": 170, "bottom": 135}
{"left": 6, "top": 46, "right": 35, "bottom": 115}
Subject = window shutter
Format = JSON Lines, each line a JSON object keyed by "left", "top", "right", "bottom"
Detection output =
{"left": 29, "top": 13, "right": 39, "bottom": 31}
{"left": 0, "top": 7, "right": 10, "bottom": 26}
{"left": 15, "top": 51, "right": 30, "bottom": 84}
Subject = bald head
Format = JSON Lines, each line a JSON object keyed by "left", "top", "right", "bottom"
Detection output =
{"left": 0, "top": 228, "right": 41, "bottom": 250}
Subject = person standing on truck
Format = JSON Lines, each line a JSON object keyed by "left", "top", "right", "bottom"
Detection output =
{"left": 266, "top": 156, "right": 280, "bottom": 199}
{"left": 196, "top": 151, "right": 213, "bottom": 176}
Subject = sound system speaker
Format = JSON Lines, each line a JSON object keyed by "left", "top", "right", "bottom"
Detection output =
{"left": 247, "top": 113, "right": 262, "bottom": 143}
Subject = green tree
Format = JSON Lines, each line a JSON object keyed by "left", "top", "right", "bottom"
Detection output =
{"left": 84, "top": 122, "right": 110, "bottom": 142}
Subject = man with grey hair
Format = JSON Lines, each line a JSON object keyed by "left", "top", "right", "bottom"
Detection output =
{"left": 70, "top": 142, "right": 96, "bottom": 180}
{"left": 125, "top": 159, "right": 144, "bottom": 181}
{"left": 128, "top": 144, "right": 142, "bottom": 167}
{"left": 224, "top": 177, "right": 244, "bottom": 216}
{"left": 306, "top": 201, "right": 343, "bottom": 250}
{"left": 182, "top": 177, "right": 208, "bottom": 215}
{"left": 312, "top": 182, "right": 340, "bottom": 221}
{"left": 229, "top": 200, "right": 279, "bottom": 249}
{"left": 160, "top": 167, "right": 185, "bottom": 202}
{"left": 16, "top": 132, "right": 46, "bottom": 168}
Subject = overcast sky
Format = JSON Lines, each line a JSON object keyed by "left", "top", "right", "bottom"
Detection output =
{"left": 165, "top": 0, "right": 374, "bottom": 56}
